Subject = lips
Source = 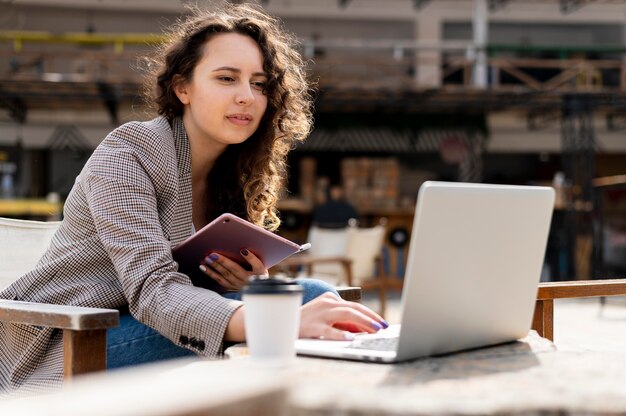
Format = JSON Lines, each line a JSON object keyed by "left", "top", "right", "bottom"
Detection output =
{"left": 227, "top": 114, "right": 253, "bottom": 126}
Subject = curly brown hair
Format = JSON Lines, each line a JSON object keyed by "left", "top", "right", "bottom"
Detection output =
{"left": 142, "top": 2, "right": 313, "bottom": 231}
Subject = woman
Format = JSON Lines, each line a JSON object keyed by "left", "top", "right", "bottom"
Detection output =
{"left": 0, "top": 4, "right": 387, "bottom": 393}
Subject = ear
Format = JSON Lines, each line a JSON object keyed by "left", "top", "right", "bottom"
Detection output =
{"left": 172, "top": 75, "right": 190, "bottom": 105}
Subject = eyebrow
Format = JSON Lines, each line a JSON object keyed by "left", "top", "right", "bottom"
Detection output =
{"left": 212, "top": 66, "right": 268, "bottom": 77}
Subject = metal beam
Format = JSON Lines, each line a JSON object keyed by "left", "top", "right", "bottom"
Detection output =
{"left": 472, "top": 0, "right": 489, "bottom": 89}
{"left": 560, "top": 94, "right": 596, "bottom": 279}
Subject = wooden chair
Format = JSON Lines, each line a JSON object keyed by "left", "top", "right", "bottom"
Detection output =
{"left": 0, "top": 217, "right": 119, "bottom": 379}
{"left": 275, "top": 223, "right": 353, "bottom": 287}
{"left": 347, "top": 222, "right": 403, "bottom": 316}
{"left": 0, "top": 216, "right": 60, "bottom": 291}
{"left": 277, "top": 219, "right": 397, "bottom": 316}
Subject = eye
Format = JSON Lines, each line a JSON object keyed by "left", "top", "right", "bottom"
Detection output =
{"left": 217, "top": 76, "right": 235, "bottom": 82}
{"left": 251, "top": 80, "right": 266, "bottom": 91}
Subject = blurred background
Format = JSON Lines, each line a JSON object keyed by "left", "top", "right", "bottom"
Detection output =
{"left": 2, "top": 0, "right": 626, "bottom": 285}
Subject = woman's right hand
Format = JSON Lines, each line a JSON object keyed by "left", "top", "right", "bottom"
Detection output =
{"left": 298, "top": 293, "right": 388, "bottom": 341}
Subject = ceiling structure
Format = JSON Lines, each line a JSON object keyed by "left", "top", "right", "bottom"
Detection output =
{"left": 3, "top": 0, "right": 626, "bottom": 123}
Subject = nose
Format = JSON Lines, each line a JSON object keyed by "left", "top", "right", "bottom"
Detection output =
{"left": 235, "top": 83, "right": 254, "bottom": 106}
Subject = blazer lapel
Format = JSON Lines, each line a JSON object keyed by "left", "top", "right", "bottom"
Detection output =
{"left": 170, "top": 117, "right": 193, "bottom": 247}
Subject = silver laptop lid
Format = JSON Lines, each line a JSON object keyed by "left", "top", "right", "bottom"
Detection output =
{"left": 396, "top": 181, "right": 555, "bottom": 360}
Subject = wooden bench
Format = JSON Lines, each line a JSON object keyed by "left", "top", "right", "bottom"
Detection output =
{"left": 0, "top": 300, "right": 119, "bottom": 378}
{"left": 532, "top": 279, "right": 626, "bottom": 341}
{"left": 0, "top": 287, "right": 361, "bottom": 379}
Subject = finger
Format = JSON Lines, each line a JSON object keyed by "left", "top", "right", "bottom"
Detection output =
{"left": 317, "top": 293, "right": 387, "bottom": 327}
{"left": 324, "top": 306, "right": 384, "bottom": 334}
{"left": 332, "top": 322, "right": 364, "bottom": 333}
{"left": 239, "top": 249, "right": 267, "bottom": 275}
{"left": 199, "top": 264, "right": 236, "bottom": 291}
{"left": 320, "top": 326, "right": 356, "bottom": 341}
{"left": 341, "top": 300, "right": 388, "bottom": 326}
{"left": 204, "top": 253, "right": 248, "bottom": 287}
{"left": 202, "top": 254, "right": 243, "bottom": 288}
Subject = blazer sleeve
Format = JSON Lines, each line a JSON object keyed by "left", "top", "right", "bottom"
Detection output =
{"left": 82, "top": 135, "right": 241, "bottom": 357}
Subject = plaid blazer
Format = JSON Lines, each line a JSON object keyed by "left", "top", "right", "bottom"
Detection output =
{"left": 0, "top": 116, "right": 241, "bottom": 393}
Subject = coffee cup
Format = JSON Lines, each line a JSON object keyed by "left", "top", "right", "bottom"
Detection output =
{"left": 242, "top": 276, "right": 303, "bottom": 363}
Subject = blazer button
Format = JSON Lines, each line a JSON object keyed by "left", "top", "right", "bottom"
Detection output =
{"left": 179, "top": 335, "right": 189, "bottom": 345}
{"left": 197, "top": 340, "right": 205, "bottom": 351}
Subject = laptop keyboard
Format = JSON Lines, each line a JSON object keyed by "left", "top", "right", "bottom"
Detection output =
{"left": 346, "top": 336, "right": 399, "bottom": 351}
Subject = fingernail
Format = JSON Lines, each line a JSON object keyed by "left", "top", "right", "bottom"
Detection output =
{"left": 199, "top": 265, "right": 207, "bottom": 273}
{"left": 371, "top": 321, "right": 383, "bottom": 331}
{"left": 207, "top": 253, "right": 219, "bottom": 264}
{"left": 240, "top": 249, "right": 249, "bottom": 256}
{"left": 343, "top": 332, "right": 355, "bottom": 341}
{"left": 381, "top": 320, "right": 389, "bottom": 329}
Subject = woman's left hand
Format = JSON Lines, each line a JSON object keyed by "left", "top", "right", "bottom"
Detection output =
{"left": 199, "top": 249, "right": 268, "bottom": 291}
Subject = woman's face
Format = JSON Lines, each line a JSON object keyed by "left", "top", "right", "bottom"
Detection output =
{"left": 175, "top": 32, "right": 269, "bottom": 152}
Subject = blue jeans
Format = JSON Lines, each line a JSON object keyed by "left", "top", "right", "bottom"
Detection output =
{"left": 106, "top": 278, "right": 337, "bottom": 370}
{"left": 221, "top": 278, "right": 338, "bottom": 303}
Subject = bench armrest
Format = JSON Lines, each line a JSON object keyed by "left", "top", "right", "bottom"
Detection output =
{"left": 533, "top": 279, "right": 626, "bottom": 341}
{"left": 537, "top": 279, "right": 626, "bottom": 300}
{"left": 0, "top": 300, "right": 120, "bottom": 378}
{"left": 0, "top": 299, "right": 119, "bottom": 330}
{"left": 335, "top": 287, "right": 361, "bottom": 302}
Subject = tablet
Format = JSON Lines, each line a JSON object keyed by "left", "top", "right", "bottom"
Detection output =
{"left": 172, "top": 213, "right": 310, "bottom": 293}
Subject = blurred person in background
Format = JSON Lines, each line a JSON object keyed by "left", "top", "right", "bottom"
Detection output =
{"left": 312, "top": 184, "right": 359, "bottom": 228}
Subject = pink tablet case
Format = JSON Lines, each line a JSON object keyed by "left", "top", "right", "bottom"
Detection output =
{"left": 172, "top": 213, "right": 308, "bottom": 293}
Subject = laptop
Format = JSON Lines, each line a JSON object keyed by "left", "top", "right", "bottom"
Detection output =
{"left": 295, "top": 181, "right": 555, "bottom": 363}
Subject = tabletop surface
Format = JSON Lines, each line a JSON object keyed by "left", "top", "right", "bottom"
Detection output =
{"left": 5, "top": 331, "right": 625, "bottom": 415}
{"left": 227, "top": 331, "right": 626, "bottom": 415}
